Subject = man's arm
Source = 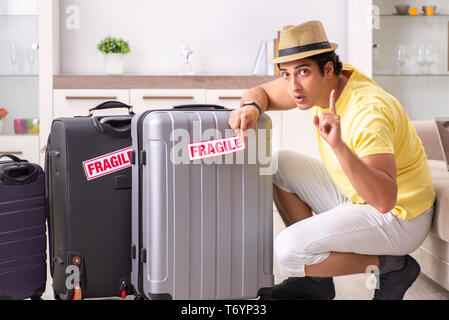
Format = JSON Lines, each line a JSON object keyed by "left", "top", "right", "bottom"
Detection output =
{"left": 229, "top": 78, "right": 296, "bottom": 137}
{"left": 314, "top": 90, "right": 397, "bottom": 213}
{"left": 333, "top": 145, "right": 398, "bottom": 213}
{"left": 240, "top": 78, "right": 297, "bottom": 112}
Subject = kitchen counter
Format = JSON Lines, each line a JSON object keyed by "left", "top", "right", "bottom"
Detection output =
{"left": 53, "top": 75, "right": 278, "bottom": 89}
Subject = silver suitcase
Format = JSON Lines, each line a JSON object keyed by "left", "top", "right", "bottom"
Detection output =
{"left": 131, "top": 104, "right": 274, "bottom": 300}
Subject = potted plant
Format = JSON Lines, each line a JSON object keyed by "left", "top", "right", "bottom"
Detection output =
{"left": 0, "top": 108, "right": 8, "bottom": 134}
{"left": 97, "top": 36, "right": 130, "bottom": 75}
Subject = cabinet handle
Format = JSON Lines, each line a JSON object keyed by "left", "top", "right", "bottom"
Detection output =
{"left": 0, "top": 151, "right": 23, "bottom": 155}
{"left": 218, "top": 96, "right": 241, "bottom": 100}
{"left": 142, "top": 96, "right": 194, "bottom": 100}
{"left": 65, "top": 96, "right": 118, "bottom": 100}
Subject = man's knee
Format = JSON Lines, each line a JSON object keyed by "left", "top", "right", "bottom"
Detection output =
{"left": 274, "top": 226, "right": 310, "bottom": 269}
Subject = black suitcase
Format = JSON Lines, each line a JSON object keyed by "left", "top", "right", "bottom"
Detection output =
{"left": 0, "top": 154, "right": 47, "bottom": 300}
{"left": 45, "top": 101, "right": 134, "bottom": 300}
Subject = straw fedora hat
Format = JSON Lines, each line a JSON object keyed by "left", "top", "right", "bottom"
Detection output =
{"left": 269, "top": 20, "right": 338, "bottom": 64}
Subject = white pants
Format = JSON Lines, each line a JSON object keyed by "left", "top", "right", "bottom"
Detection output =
{"left": 273, "top": 150, "right": 434, "bottom": 278}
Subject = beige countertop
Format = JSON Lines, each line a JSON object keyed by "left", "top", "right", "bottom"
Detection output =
{"left": 53, "top": 75, "right": 278, "bottom": 89}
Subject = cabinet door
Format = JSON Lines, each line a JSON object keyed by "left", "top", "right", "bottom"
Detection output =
{"left": 265, "top": 110, "right": 283, "bottom": 156}
{"left": 0, "top": 135, "right": 40, "bottom": 164}
{"left": 281, "top": 108, "right": 320, "bottom": 159}
{"left": 130, "top": 89, "right": 206, "bottom": 113}
{"left": 205, "top": 89, "right": 245, "bottom": 109}
{"left": 53, "top": 89, "right": 131, "bottom": 118}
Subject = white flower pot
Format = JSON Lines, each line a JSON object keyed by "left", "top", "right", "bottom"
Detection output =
{"left": 103, "top": 53, "right": 125, "bottom": 75}
{"left": 0, "top": 119, "right": 4, "bottom": 134}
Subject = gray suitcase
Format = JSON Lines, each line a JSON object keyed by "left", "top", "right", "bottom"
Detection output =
{"left": 131, "top": 104, "right": 274, "bottom": 300}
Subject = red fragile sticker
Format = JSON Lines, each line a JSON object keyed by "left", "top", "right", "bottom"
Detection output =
{"left": 188, "top": 136, "right": 245, "bottom": 161}
{"left": 82, "top": 146, "right": 132, "bottom": 181}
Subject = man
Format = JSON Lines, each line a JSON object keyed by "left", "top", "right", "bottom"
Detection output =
{"left": 229, "top": 20, "right": 435, "bottom": 300}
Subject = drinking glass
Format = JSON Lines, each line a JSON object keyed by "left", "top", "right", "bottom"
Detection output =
{"left": 27, "top": 43, "right": 38, "bottom": 74}
{"left": 416, "top": 46, "right": 426, "bottom": 74}
{"left": 424, "top": 44, "right": 434, "bottom": 74}
{"left": 396, "top": 45, "right": 407, "bottom": 74}
{"left": 9, "top": 45, "right": 17, "bottom": 74}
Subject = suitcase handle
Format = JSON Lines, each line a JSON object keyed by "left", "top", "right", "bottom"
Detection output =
{"left": 92, "top": 116, "right": 132, "bottom": 138}
{"left": 0, "top": 163, "right": 38, "bottom": 185}
{"left": 0, "top": 153, "right": 27, "bottom": 163}
{"left": 173, "top": 104, "right": 228, "bottom": 110}
{"left": 88, "top": 101, "right": 135, "bottom": 116}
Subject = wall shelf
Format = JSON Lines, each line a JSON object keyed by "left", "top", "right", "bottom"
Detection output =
{"left": 374, "top": 74, "right": 449, "bottom": 77}
{"left": 0, "top": 74, "right": 38, "bottom": 78}
{"left": 376, "top": 14, "right": 449, "bottom": 17}
{"left": 0, "top": 14, "right": 38, "bottom": 17}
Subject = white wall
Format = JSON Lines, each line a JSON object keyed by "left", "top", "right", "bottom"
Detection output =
{"left": 59, "top": 0, "right": 349, "bottom": 75}
{"left": 347, "top": 0, "right": 372, "bottom": 76}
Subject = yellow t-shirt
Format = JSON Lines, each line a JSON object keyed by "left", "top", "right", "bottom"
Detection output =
{"left": 312, "top": 63, "right": 435, "bottom": 220}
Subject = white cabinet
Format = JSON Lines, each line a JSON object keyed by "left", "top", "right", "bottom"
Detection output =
{"left": 53, "top": 89, "right": 130, "bottom": 118}
{"left": 130, "top": 89, "right": 206, "bottom": 112}
{"left": 205, "top": 89, "right": 244, "bottom": 109}
{"left": 281, "top": 108, "right": 320, "bottom": 159}
{"left": 0, "top": 135, "right": 40, "bottom": 164}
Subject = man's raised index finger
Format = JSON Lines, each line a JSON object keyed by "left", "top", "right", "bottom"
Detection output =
{"left": 329, "top": 89, "right": 336, "bottom": 114}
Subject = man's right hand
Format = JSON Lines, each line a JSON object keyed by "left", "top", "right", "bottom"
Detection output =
{"left": 229, "top": 105, "right": 260, "bottom": 141}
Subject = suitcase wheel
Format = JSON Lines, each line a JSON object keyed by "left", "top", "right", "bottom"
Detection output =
{"left": 258, "top": 287, "right": 274, "bottom": 300}
{"left": 31, "top": 286, "right": 45, "bottom": 300}
{"left": 53, "top": 291, "right": 61, "bottom": 300}
{"left": 118, "top": 279, "right": 129, "bottom": 299}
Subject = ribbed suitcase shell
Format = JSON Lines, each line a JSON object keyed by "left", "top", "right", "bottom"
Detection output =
{"left": 131, "top": 107, "right": 274, "bottom": 300}
{"left": 0, "top": 156, "right": 46, "bottom": 300}
{"left": 46, "top": 115, "right": 133, "bottom": 299}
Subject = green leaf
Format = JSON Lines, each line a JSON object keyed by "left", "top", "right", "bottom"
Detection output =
{"left": 97, "top": 36, "right": 131, "bottom": 54}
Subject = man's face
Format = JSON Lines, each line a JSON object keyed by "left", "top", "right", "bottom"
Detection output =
{"left": 279, "top": 58, "right": 329, "bottom": 110}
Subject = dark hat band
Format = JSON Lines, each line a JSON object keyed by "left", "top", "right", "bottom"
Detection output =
{"left": 278, "top": 41, "right": 331, "bottom": 57}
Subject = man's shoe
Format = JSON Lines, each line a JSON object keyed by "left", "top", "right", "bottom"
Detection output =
{"left": 260, "top": 276, "right": 335, "bottom": 300}
{"left": 373, "top": 255, "right": 420, "bottom": 300}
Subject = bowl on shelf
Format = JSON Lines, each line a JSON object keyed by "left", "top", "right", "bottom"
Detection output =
{"left": 422, "top": 5, "right": 437, "bottom": 15}
{"left": 395, "top": 5, "right": 410, "bottom": 15}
